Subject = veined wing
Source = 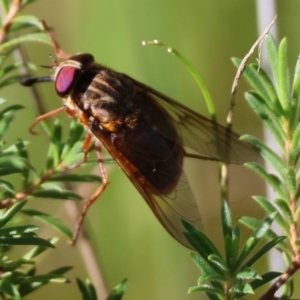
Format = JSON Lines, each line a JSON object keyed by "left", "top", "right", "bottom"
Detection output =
{"left": 89, "top": 118, "right": 202, "bottom": 248}
{"left": 132, "top": 79, "right": 261, "bottom": 165}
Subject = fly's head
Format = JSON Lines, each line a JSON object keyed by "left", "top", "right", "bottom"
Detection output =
{"left": 20, "top": 53, "right": 95, "bottom": 98}
{"left": 53, "top": 53, "right": 95, "bottom": 97}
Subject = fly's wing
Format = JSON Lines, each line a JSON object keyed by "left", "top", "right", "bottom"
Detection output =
{"left": 89, "top": 120, "right": 202, "bottom": 249}
{"left": 150, "top": 171, "right": 202, "bottom": 247}
{"left": 132, "top": 80, "right": 261, "bottom": 165}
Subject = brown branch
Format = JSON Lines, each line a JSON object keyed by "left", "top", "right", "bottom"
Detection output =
{"left": 259, "top": 254, "right": 300, "bottom": 300}
{"left": 289, "top": 195, "right": 298, "bottom": 255}
{"left": 0, "top": 0, "right": 22, "bottom": 44}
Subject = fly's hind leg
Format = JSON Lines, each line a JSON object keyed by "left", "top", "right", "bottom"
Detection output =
{"left": 70, "top": 140, "right": 109, "bottom": 245}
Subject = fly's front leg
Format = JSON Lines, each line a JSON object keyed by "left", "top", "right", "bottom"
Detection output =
{"left": 70, "top": 140, "right": 109, "bottom": 245}
{"left": 41, "top": 20, "right": 72, "bottom": 59}
{"left": 29, "top": 105, "right": 76, "bottom": 134}
{"left": 29, "top": 106, "right": 66, "bottom": 134}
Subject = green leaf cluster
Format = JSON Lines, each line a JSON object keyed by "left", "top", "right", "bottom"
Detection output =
{"left": 77, "top": 278, "right": 127, "bottom": 300}
{"left": 0, "top": 102, "right": 99, "bottom": 241}
{"left": 229, "top": 35, "right": 300, "bottom": 298}
{"left": 233, "top": 36, "right": 300, "bottom": 199}
{"left": 0, "top": 199, "right": 72, "bottom": 299}
{"left": 184, "top": 201, "right": 282, "bottom": 300}
{"left": 182, "top": 35, "right": 300, "bottom": 299}
{"left": 0, "top": 90, "right": 78, "bottom": 299}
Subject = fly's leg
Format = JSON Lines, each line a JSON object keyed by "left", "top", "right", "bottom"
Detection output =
{"left": 29, "top": 105, "right": 77, "bottom": 134}
{"left": 41, "top": 20, "right": 72, "bottom": 59}
{"left": 70, "top": 140, "right": 109, "bottom": 245}
{"left": 29, "top": 106, "right": 66, "bottom": 134}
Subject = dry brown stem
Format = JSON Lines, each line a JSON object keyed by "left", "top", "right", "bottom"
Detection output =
{"left": 259, "top": 254, "right": 300, "bottom": 300}
{"left": 220, "top": 15, "right": 277, "bottom": 200}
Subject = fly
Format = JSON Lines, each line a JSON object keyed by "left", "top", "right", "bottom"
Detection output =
{"left": 20, "top": 30, "right": 260, "bottom": 247}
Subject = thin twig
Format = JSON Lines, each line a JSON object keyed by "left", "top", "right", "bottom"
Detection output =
{"left": 220, "top": 15, "right": 277, "bottom": 199}
{"left": 228, "top": 15, "right": 277, "bottom": 127}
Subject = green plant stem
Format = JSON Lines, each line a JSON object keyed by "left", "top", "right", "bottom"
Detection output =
{"left": 289, "top": 195, "right": 298, "bottom": 255}
{"left": 142, "top": 40, "right": 216, "bottom": 122}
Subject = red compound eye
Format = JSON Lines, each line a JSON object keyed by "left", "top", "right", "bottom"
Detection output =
{"left": 55, "top": 66, "right": 79, "bottom": 96}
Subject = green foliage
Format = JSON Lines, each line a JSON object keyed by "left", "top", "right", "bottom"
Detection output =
{"left": 0, "top": 1, "right": 128, "bottom": 298}
{"left": 185, "top": 35, "right": 300, "bottom": 299}
{"left": 77, "top": 278, "right": 127, "bottom": 300}
{"left": 235, "top": 36, "right": 300, "bottom": 250}
{"left": 105, "top": 279, "right": 127, "bottom": 300}
{"left": 0, "top": 100, "right": 77, "bottom": 298}
{"left": 0, "top": 199, "right": 72, "bottom": 298}
{"left": 0, "top": 102, "right": 96, "bottom": 238}
{"left": 77, "top": 278, "right": 98, "bottom": 300}
{"left": 183, "top": 201, "right": 282, "bottom": 300}
{"left": 0, "top": 1, "right": 52, "bottom": 88}
{"left": 0, "top": 0, "right": 116, "bottom": 299}
{"left": 0, "top": 94, "right": 106, "bottom": 298}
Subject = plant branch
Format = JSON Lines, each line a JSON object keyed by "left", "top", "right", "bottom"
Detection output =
{"left": 259, "top": 254, "right": 300, "bottom": 300}
{"left": 289, "top": 195, "right": 298, "bottom": 255}
{"left": 0, "top": 0, "right": 22, "bottom": 44}
{"left": 0, "top": 166, "right": 57, "bottom": 208}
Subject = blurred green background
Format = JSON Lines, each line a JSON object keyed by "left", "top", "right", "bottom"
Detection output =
{"left": 2, "top": 0, "right": 300, "bottom": 299}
